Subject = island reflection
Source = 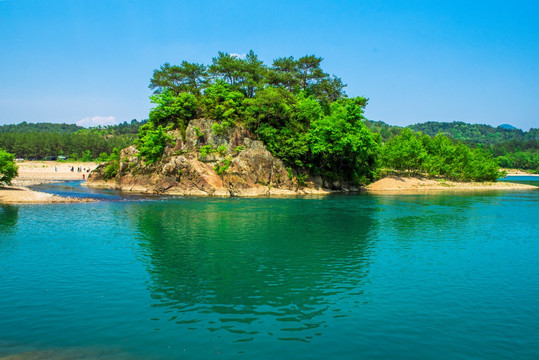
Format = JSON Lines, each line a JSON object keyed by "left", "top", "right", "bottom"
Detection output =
{"left": 131, "top": 197, "right": 377, "bottom": 342}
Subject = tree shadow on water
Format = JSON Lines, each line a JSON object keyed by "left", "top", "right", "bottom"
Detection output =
{"left": 0, "top": 205, "right": 19, "bottom": 235}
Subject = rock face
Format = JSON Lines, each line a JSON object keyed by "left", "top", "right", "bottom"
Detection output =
{"left": 87, "top": 119, "right": 350, "bottom": 196}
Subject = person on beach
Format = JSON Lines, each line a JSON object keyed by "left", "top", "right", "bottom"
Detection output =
{"left": 82, "top": 174, "right": 85, "bottom": 180}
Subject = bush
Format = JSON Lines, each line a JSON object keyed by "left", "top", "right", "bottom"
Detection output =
{"left": 0, "top": 149, "right": 18, "bottom": 186}
{"left": 135, "top": 124, "right": 172, "bottom": 164}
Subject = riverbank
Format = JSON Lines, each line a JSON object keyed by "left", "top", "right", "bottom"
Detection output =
{"left": 0, "top": 161, "right": 98, "bottom": 204}
{"left": 12, "top": 161, "right": 98, "bottom": 186}
{"left": 0, "top": 185, "right": 94, "bottom": 204}
{"left": 366, "top": 176, "right": 537, "bottom": 193}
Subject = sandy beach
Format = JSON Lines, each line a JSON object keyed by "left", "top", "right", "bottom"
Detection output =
{"left": 0, "top": 161, "right": 99, "bottom": 204}
{"left": 366, "top": 176, "right": 537, "bottom": 193}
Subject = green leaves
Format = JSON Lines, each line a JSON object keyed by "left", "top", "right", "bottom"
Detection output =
{"left": 149, "top": 89, "right": 199, "bottom": 132}
{"left": 201, "top": 80, "right": 244, "bottom": 124}
{"left": 308, "top": 97, "right": 379, "bottom": 183}
{"left": 0, "top": 149, "right": 18, "bottom": 186}
{"left": 149, "top": 61, "right": 208, "bottom": 95}
{"left": 381, "top": 129, "right": 503, "bottom": 181}
{"left": 135, "top": 124, "right": 173, "bottom": 165}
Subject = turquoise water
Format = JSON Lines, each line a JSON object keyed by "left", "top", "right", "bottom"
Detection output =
{"left": 1, "top": 185, "right": 539, "bottom": 359}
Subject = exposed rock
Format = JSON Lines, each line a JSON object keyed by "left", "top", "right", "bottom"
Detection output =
{"left": 87, "top": 118, "right": 360, "bottom": 197}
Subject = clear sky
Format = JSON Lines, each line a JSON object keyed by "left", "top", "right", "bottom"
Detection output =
{"left": 1, "top": 0, "right": 538, "bottom": 130}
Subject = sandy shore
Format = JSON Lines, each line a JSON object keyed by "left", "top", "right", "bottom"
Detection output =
{"left": 12, "top": 161, "right": 98, "bottom": 186}
{"left": 366, "top": 176, "right": 537, "bottom": 193}
{"left": 1, "top": 161, "right": 99, "bottom": 204}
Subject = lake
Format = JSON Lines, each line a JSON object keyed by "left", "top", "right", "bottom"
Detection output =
{"left": 1, "top": 181, "right": 538, "bottom": 359}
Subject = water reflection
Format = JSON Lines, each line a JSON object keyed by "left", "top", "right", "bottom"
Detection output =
{"left": 0, "top": 205, "right": 19, "bottom": 237}
{"left": 371, "top": 193, "right": 508, "bottom": 243}
{"left": 131, "top": 198, "right": 377, "bottom": 342}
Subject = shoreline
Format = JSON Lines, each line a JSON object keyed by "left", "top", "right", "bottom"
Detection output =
{"left": 1, "top": 161, "right": 98, "bottom": 204}
{"left": 2, "top": 162, "right": 537, "bottom": 204}
{"left": 366, "top": 176, "right": 537, "bottom": 193}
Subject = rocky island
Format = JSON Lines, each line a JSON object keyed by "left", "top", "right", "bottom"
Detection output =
{"left": 87, "top": 119, "right": 353, "bottom": 196}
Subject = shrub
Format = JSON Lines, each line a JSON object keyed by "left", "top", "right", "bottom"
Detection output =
{"left": 0, "top": 149, "right": 18, "bottom": 186}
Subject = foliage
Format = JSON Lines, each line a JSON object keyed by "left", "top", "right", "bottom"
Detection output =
{"left": 149, "top": 61, "right": 208, "bottom": 96}
{"left": 0, "top": 149, "right": 18, "bottom": 186}
{"left": 217, "top": 145, "right": 227, "bottom": 155}
{"left": 199, "top": 145, "right": 214, "bottom": 158}
{"left": 214, "top": 158, "right": 231, "bottom": 175}
{"left": 137, "top": 51, "right": 523, "bottom": 184}
{"left": 380, "top": 129, "right": 502, "bottom": 181}
{"left": 149, "top": 89, "right": 198, "bottom": 134}
{"left": 102, "top": 147, "right": 121, "bottom": 180}
{"left": 135, "top": 124, "right": 173, "bottom": 164}
{"left": 202, "top": 80, "right": 245, "bottom": 124}
{"left": 308, "top": 98, "right": 380, "bottom": 183}
{"left": 80, "top": 150, "right": 93, "bottom": 162}
{"left": 0, "top": 121, "right": 142, "bottom": 160}
{"left": 409, "top": 121, "right": 539, "bottom": 144}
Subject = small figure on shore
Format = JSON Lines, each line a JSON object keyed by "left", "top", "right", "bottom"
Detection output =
{"left": 54, "top": 166, "right": 57, "bottom": 172}
{"left": 70, "top": 166, "right": 74, "bottom": 172}
{"left": 82, "top": 174, "right": 85, "bottom": 180}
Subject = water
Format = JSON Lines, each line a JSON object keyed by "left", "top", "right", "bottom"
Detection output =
{"left": 1, "top": 184, "right": 539, "bottom": 359}
{"left": 499, "top": 175, "right": 539, "bottom": 187}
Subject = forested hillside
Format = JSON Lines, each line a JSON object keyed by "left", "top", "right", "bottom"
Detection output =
{"left": 361, "top": 120, "right": 539, "bottom": 173}
{"left": 0, "top": 120, "right": 145, "bottom": 160}
{"left": 407, "top": 121, "right": 539, "bottom": 172}
{"left": 408, "top": 121, "right": 539, "bottom": 144}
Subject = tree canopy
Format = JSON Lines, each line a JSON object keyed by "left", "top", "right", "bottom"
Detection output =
{"left": 137, "top": 51, "right": 517, "bottom": 182}
{"left": 0, "top": 149, "right": 18, "bottom": 186}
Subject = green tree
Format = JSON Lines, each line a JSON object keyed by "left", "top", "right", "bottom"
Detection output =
{"left": 149, "top": 89, "right": 199, "bottom": 134}
{"left": 381, "top": 128, "right": 427, "bottom": 174}
{"left": 0, "top": 149, "right": 18, "bottom": 186}
{"left": 308, "top": 97, "right": 379, "bottom": 183}
{"left": 208, "top": 52, "right": 245, "bottom": 87}
{"left": 135, "top": 124, "right": 173, "bottom": 164}
{"left": 201, "top": 80, "right": 245, "bottom": 124}
{"left": 149, "top": 61, "right": 208, "bottom": 95}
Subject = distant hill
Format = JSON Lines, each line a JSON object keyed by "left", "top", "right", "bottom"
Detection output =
{"left": 0, "top": 122, "right": 83, "bottom": 134}
{"left": 408, "top": 121, "right": 538, "bottom": 144}
{"left": 0, "top": 120, "right": 146, "bottom": 135}
{"left": 498, "top": 124, "right": 517, "bottom": 130}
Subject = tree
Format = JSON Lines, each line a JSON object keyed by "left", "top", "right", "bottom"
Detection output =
{"left": 208, "top": 52, "right": 245, "bottom": 87}
{"left": 0, "top": 149, "right": 18, "bottom": 186}
{"left": 201, "top": 80, "right": 245, "bottom": 124}
{"left": 297, "top": 55, "right": 327, "bottom": 91}
{"left": 135, "top": 124, "right": 173, "bottom": 164}
{"left": 308, "top": 97, "right": 380, "bottom": 183}
{"left": 381, "top": 128, "right": 427, "bottom": 174}
{"left": 149, "top": 89, "right": 199, "bottom": 134}
{"left": 268, "top": 56, "right": 300, "bottom": 91}
{"left": 149, "top": 61, "right": 208, "bottom": 95}
{"left": 242, "top": 50, "right": 267, "bottom": 98}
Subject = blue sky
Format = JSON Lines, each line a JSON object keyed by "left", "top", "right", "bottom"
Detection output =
{"left": 1, "top": 0, "right": 538, "bottom": 130}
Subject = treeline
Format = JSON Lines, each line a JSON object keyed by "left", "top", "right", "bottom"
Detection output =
{"left": 408, "top": 121, "right": 539, "bottom": 144}
{"left": 363, "top": 120, "right": 539, "bottom": 173}
{"left": 381, "top": 129, "right": 500, "bottom": 181}
{"left": 0, "top": 122, "right": 82, "bottom": 134}
{"left": 0, "top": 120, "right": 145, "bottom": 160}
{"left": 132, "top": 51, "right": 502, "bottom": 183}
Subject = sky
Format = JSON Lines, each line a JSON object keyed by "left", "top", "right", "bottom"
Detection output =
{"left": 0, "top": 0, "right": 538, "bottom": 130}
